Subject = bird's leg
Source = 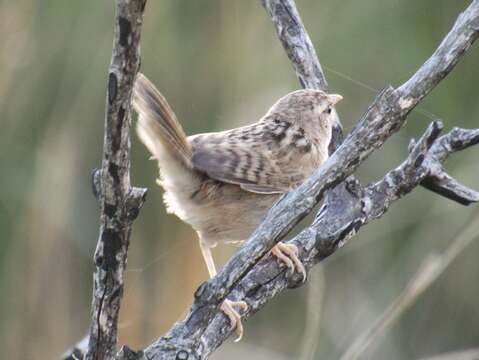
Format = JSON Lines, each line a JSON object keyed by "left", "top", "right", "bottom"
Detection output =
{"left": 271, "top": 242, "right": 306, "bottom": 282}
{"left": 200, "top": 241, "right": 218, "bottom": 277}
{"left": 199, "top": 242, "right": 248, "bottom": 341}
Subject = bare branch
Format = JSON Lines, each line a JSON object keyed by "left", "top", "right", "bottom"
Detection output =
{"left": 260, "top": 0, "right": 328, "bottom": 90}
{"left": 419, "top": 127, "right": 479, "bottom": 204}
{"left": 421, "top": 171, "right": 479, "bottom": 205}
{"left": 78, "top": 1, "right": 148, "bottom": 360}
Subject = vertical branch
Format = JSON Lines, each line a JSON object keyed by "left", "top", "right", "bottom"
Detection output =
{"left": 260, "top": 0, "right": 329, "bottom": 90}
{"left": 86, "top": 1, "right": 148, "bottom": 360}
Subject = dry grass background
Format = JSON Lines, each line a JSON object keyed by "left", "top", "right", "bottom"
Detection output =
{"left": 0, "top": 1, "right": 478, "bottom": 359}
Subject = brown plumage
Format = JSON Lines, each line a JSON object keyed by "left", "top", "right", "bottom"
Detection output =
{"left": 133, "top": 73, "right": 342, "bottom": 340}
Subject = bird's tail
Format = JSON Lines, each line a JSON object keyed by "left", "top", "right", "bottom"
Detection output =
{"left": 133, "top": 73, "right": 193, "bottom": 168}
{"left": 133, "top": 73, "right": 202, "bottom": 217}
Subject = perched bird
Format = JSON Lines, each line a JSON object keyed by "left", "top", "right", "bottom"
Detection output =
{"left": 133, "top": 73, "right": 342, "bottom": 340}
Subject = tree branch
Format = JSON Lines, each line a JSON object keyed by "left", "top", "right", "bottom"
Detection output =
{"left": 81, "top": 1, "right": 148, "bottom": 360}
{"left": 130, "top": 1, "right": 479, "bottom": 359}
{"left": 260, "top": 0, "right": 328, "bottom": 90}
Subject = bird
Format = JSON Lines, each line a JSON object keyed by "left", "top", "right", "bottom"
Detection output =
{"left": 132, "top": 73, "right": 342, "bottom": 341}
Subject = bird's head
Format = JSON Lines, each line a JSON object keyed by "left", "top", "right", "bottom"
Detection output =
{"left": 268, "top": 89, "right": 342, "bottom": 123}
{"left": 266, "top": 89, "right": 343, "bottom": 145}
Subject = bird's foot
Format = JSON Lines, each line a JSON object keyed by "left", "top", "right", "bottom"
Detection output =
{"left": 271, "top": 242, "right": 306, "bottom": 282}
{"left": 220, "top": 299, "right": 248, "bottom": 342}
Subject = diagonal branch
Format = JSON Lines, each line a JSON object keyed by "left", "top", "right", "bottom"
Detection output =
{"left": 260, "top": 0, "right": 329, "bottom": 90}
{"left": 82, "top": 1, "right": 148, "bottom": 360}
{"left": 421, "top": 172, "right": 479, "bottom": 205}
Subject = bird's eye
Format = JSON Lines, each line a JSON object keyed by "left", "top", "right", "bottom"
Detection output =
{"left": 325, "top": 107, "right": 332, "bottom": 114}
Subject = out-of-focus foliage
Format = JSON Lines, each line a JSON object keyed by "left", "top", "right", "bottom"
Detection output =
{"left": 0, "top": 1, "right": 478, "bottom": 359}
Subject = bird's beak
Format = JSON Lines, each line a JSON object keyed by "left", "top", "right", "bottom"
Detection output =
{"left": 327, "top": 94, "right": 343, "bottom": 105}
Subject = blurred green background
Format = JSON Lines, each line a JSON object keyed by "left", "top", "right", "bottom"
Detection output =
{"left": 1, "top": 1, "right": 478, "bottom": 359}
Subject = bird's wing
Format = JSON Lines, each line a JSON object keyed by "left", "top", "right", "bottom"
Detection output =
{"left": 189, "top": 120, "right": 315, "bottom": 194}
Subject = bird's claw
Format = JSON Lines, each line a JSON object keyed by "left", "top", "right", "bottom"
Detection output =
{"left": 221, "top": 299, "right": 248, "bottom": 342}
{"left": 271, "top": 242, "right": 306, "bottom": 282}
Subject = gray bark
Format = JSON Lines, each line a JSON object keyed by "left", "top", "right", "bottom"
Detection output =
{"left": 84, "top": 1, "right": 147, "bottom": 360}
